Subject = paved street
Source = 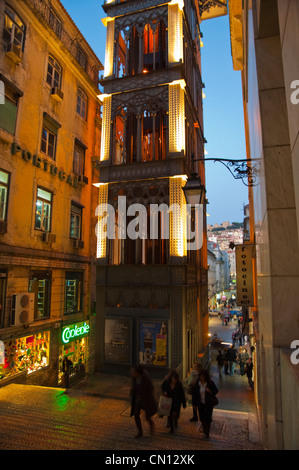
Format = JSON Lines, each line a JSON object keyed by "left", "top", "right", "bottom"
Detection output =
{"left": 0, "top": 313, "right": 262, "bottom": 452}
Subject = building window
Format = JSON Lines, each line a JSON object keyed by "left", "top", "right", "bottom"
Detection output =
{"left": 35, "top": 188, "right": 52, "bottom": 232}
{"left": 3, "top": 5, "right": 25, "bottom": 49}
{"left": 0, "top": 82, "right": 21, "bottom": 135}
{"left": 41, "top": 126, "right": 56, "bottom": 159}
{"left": 73, "top": 140, "right": 86, "bottom": 176}
{"left": 77, "top": 47, "right": 87, "bottom": 71}
{"left": 77, "top": 88, "right": 88, "bottom": 120}
{"left": 46, "top": 55, "right": 62, "bottom": 89}
{"left": 70, "top": 203, "right": 82, "bottom": 240}
{"left": 40, "top": 113, "right": 61, "bottom": 160}
{"left": 29, "top": 271, "right": 52, "bottom": 321}
{"left": 0, "top": 170, "right": 10, "bottom": 221}
{"left": 65, "top": 272, "right": 83, "bottom": 315}
{"left": 0, "top": 270, "right": 7, "bottom": 329}
{"left": 49, "top": 8, "right": 62, "bottom": 39}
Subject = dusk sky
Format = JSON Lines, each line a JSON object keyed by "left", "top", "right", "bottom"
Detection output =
{"left": 61, "top": 0, "right": 249, "bottom": 225}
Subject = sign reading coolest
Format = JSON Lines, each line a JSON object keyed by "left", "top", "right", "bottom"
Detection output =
{"left": 62, "top": 322, "right": 90, "bottom": 344}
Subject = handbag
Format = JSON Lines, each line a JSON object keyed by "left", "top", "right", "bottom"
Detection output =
{"left": 209, "top": 395, "right": 219, "bottom": 407}
{"left": 157, "top": 395, "right": 173, "bottom": 417}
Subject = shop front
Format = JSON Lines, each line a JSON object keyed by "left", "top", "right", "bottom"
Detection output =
{"left": 58, "top": 320, "right": 90, "bottom": 387}
{"left": 0, "top": 331, "right": 50, "bottom": 384}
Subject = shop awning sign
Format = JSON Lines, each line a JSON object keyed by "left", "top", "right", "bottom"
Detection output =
{"left": 236, "top": 244, "right": 254, "bottom": 307}
{"left": 0, "top": 341, "right": 5, "bottom": 365}
{"left": 61, "top": 321, "right": 90, "bottom": 344}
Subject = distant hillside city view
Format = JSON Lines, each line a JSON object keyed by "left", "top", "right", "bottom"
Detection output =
{"left": 207, "top": 205, "right": 249, "bottom": 309}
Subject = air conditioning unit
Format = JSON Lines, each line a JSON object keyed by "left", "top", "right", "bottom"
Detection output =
{"left": 73, "top": 239, "right": 84, "bottom": 249}
{"left": 51, "top": 87, "right": 64, "bottom": 102}
{"left": 11, "top": 293, "right": 35, "bottom": 326}
{"left": 6, "top": 43, "right": 23, "bottom": 63}
{"left": 0, "top": 221, "right": 7, "bottom": 234}
{"left": 41, "top": 232, "right": 56, "bottom": 243}
{"left": 77, "top": 175, "right": 88, "bottom": 185}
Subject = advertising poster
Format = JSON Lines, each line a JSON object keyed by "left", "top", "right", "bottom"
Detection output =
{"left": 104, "top": 317, "right": 132, "bottom": 364}
{"left": 139, "top": 321, "right": 167, "bottom": 367}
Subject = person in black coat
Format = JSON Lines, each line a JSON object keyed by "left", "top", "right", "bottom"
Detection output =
{"left": 130, "top": 365, "right": 157, "bottom": 438}
{"left": 192, "top": 368, "right": 219, "bottom": 439}
{"left": 161, "top": 370, "right": 186, "bottom": 433}
{"left": 245, "top": 357, "right": 254, "bottom": 390}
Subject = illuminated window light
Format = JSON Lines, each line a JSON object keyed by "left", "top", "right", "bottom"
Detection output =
{"left": 96, "top": 183, "right": 109, "bottom": 259}
{"left": 169, "top": 81, "right": 186, "bottom": 154}
{"left": 104, "top": 19, "right": 115, "bottom": 78}
{"left": 168, "top": 2, "right": 184, "bottom": 64}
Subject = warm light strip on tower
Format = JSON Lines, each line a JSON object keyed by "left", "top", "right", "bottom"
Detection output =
{"left": 169, "top": 176, "right": 187, "bottom": 258}
{"left": 97, "top": 183, "right": 109, "bottom": 259}
{"left": 99, "top": 94, "right": 112, "bottom": 162}
{"left": 169, "top": 80, "right": 186, "bottom": 153}
{"left": 104, "top": 18, "right": 115, "bottom": 78}
{"left": 168, "top": 0, "right": 184, "bottom": 64}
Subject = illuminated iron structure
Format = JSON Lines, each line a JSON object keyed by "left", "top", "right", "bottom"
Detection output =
{"left": 95, "top": 0, "right": 219, "bottom": 378}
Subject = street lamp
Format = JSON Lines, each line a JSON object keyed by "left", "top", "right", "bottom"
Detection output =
{"left": 183, "top": 153, "right": 207, "bottom": 205}
{"left": 182, "top": 172, "right": 206, "bottom": 206}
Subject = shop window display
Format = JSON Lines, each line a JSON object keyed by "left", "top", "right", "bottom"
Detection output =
{"left": 0, "top": 331, "right": 50, "bottom": 381}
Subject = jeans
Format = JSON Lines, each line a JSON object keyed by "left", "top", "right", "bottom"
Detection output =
{"left": 229, "top": 361, "right": 235, "bottom": 376}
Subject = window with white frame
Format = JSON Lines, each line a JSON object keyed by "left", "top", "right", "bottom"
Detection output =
{"left": 0, "top": 170, "right": 10, "bottom": 221}
{"left": 3, "top": 5, "right": 25, "bottom": 49}
{"left": 70, "top": 203, "right": 82, "bottom": 240}
{"left": 73, "top": 141, "right": 86, "bottom": 176}
{"left": 46, "top": 55, "right": 62, "bottom": 89}
{"left": 35, "top": 188, "right": 52, "bottom": 232}
{"left": 77, "top": 88, "right": 88, "bottom": 120}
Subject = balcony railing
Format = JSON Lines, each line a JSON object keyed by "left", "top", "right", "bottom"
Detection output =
{"left": 24, "top": 0, "right": 100, "bottom": 88}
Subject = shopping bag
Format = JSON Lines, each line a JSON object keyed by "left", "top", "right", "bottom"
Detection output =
{"left": 157, "top": 395, "right": 172, "bottom": 417}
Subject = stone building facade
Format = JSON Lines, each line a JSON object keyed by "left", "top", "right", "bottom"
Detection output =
{"left": 0, "top": 0, "right": 103, "bottom": 387}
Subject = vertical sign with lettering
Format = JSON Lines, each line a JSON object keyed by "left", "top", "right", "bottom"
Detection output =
{"left": 236, "top": 244, "right": 254, "bottom": 307}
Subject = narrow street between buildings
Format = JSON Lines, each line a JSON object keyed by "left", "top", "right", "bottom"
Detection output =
{"left": 0, "top": 312, "right": 261, "bottom": 451}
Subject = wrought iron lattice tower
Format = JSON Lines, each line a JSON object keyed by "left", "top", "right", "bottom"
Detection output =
{"left": 95, "top": 0, "right": 214, "bottom": 378}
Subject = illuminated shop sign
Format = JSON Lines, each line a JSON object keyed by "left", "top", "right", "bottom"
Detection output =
{"left": 62, "top": 321, "right": 90, "bottom": 344}
{"left": 11, "top": 143, "right": 79, "bottom": 188}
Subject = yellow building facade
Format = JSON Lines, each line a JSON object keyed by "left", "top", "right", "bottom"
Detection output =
{"left": 0, "top": 0, "right": 103, "bottom": 387}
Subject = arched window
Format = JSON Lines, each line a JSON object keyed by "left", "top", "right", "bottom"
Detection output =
{"left": 3, "top": 4, "right": 25, "bottom": 49}
{"left": 46, "top": 55, "right": 62, "bottom": 89}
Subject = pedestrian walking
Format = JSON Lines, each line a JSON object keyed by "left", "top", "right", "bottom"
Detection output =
{"left": 226, "top": 344, "right": 237, "bottom": 376}
{"left": 245, "top": 358, "right": 254, "bottom": 390}
{"left": 186, "top": 362, "right": 202, "bottom": 422}
{"left": 223, "top": 348, "right": 229, "bottom": 375}
{"left": 62, "top": 356, "right": 73, "bottom": 389}
{"left": 238, "top": 347, "right": 248, "bottom": 376}
{"left": 161, "top": 370, "right": 186, "bottom": 433}
{"left": 192, "top": 369, "right": 219, "bottom": 439}
{"left": 130, "top": 365, "right": 157, "bottom": 438}
{"left": 216, "top": 349, "right": 224, "bottom": 380}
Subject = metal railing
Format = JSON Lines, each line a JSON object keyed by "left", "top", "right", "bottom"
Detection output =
{"left": 24, "top": 0, "right": 100, "bottom": 88}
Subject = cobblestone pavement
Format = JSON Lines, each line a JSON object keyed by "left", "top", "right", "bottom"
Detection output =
{"left": 0, "top": 383, "right": 262, "bottom": 451}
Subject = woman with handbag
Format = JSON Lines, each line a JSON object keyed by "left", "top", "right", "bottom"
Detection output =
{"left": 192, "top": 368, "right": 219, "bottom": 439}
{"left": 161, "top": 370, "right": 186, "bottom": 433}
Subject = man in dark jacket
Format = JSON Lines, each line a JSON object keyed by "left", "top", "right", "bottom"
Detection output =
{"left": 245, "top": 357, "right": 254, "bottom": 390}
{"left": 226, "top": 344, "right": 237, "bottom": 376}
{"left": 130, "top": 365, "right": 157, "bottom": 438}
